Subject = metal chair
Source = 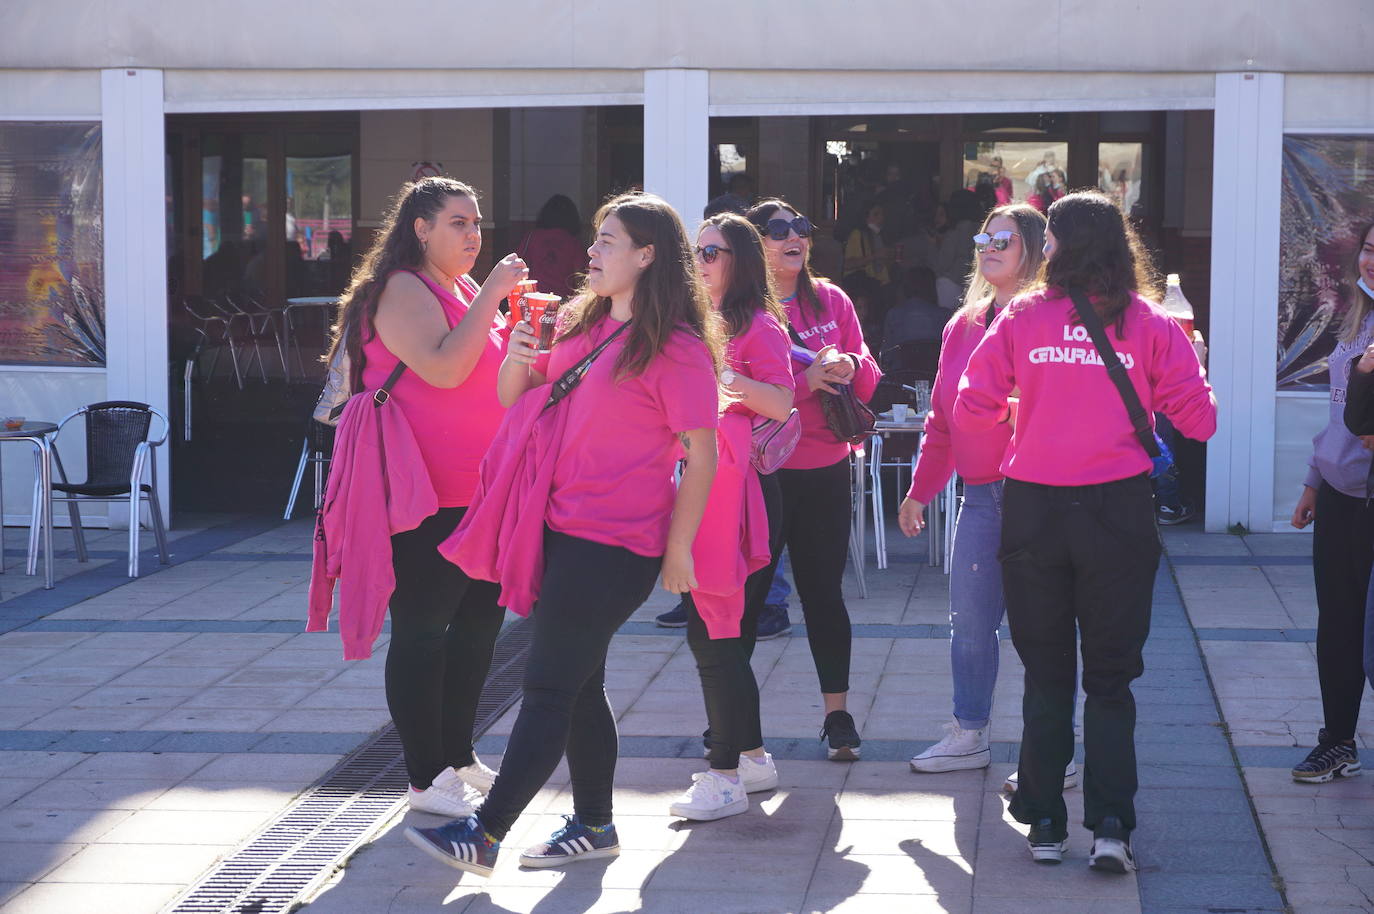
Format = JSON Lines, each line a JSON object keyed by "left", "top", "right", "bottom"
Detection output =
{"left": 284, "top": 418, "right": 335, "bottom": 519}
{"left": 225, "top": 292, "right": 291, "bottom": 382}
{"left": 183, "top": 294, "right": 244, "bottom": 389}
{"left": 44, "top": 401, "right": 170, "bottom": 578}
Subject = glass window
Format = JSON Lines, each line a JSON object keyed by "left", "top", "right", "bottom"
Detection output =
{"left": 200, "top": 132, "right": 269, "bottom": 302}
{"left": 1098, "top": 142, "right": 1145, "bottom": 215}
{"left": 962, "top": 141, "right": 1068, "bottom": 212}
{"left": 0, "top": 123, "right": 103, "bottom": 366}
{"left": 286, "top": 134, "right": 353, "bottom": 297}
{"left": 1278, "top": 135, "right": 1374, "bottom": 390}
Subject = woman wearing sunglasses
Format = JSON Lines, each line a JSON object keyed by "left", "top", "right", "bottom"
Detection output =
{"left": 745, "top": 198, "right": 881, "bottom": 760}
{"left": 407, "top": 193, "right": 725, "bottom": 875}
{"left": 954, "top": 192, "right": 1215, "bottom": 871}
{"left": 668, "top": 213, "right": 796, "bottom": 820}
{"left": 900, "top": 204, "right": 1065, "bottom": 782}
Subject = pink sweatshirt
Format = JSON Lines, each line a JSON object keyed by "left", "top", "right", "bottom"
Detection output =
{"left": 784, "top": 281, "right": 882, "bottom": 470}
{"left": 907, "top": 307, "right": 1010, "bottom": 504}
{"left": 307, "top": 389, "right": 439, "bottom": 660}
{"left": 953, "top": 290, "right": 1216, "bottom": 485}
{"left": 361, "top": 272, "right": 507, "bottom": 507}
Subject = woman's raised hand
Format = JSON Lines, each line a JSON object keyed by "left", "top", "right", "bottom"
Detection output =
{"left": 487, "top": 253, "right": 529, "bottom": 297}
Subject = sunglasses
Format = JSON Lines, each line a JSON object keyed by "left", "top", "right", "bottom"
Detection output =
{"left": 755, "top": 216, "right": 814, "bottom": 241}
{"left": 974, "top": 230, "right": 1019, "bottom": 253}
{"left": 694, "top": 244, "right": 732, "bottom": 264}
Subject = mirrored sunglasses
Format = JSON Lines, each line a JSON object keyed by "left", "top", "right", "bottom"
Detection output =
{"left": 974, "top": 230, "right": 1019, "bottom": 253}
{"left": 694, "top": 244, "right": 732, "bottom": 264}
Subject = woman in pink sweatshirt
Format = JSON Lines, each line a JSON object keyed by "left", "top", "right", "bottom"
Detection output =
{"left": 954, "top": 192, "right": 1216, "bottom": 872}
{"left": 746, "top": 198, "right": 882, "bottom": 760}
{"left": 668, "top": 212, "right": 795, "bottom": 822}
{"left": 900, "top": 204, "right": 1054, "bottom": 781}
{"left": 324, "top": 177, "right": 528, "bottom": 819}
{"left": 408, "top": 193, "right": 724, "bottom": 877}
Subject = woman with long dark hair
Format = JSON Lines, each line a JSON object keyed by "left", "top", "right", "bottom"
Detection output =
{"left": 325, "top": 176, "right": 527, "bottom": 817}
{"left": 901, "top": 204, "right": 1056, "bottom": 780}
{"left": 1289, "top": 220, "right": 1374, "bottom": 784}
{"left": 669, "top": 213, "right": 794, "bottom": 820}
{"left": 745, "top": 198, "right": 881, "bottom": 761}
{"left": 407, "top": 193, "right": 725, "bottom": 875}
{"left": 954, "top": 191, "right": 1215, "bottom": 871}
{"left": 519, "top": 193, "right": 585, "bottom": 297}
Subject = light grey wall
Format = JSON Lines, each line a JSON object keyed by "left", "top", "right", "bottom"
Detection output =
{"left": 3, "top": 0, "right": 1369, "bottom": 73}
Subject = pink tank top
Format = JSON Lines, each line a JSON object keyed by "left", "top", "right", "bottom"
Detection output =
{"left": 360, "top": 271, "right": 508, "bottom": 507}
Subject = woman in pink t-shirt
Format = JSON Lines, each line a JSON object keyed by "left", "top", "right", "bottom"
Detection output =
{"left": 668, "top": 212, "right": 795, "bottom": 822}
{"left": 746, "top": 198, "right": 882, "bottom": 762}
{"left": 407, "top": 193, "right": 725, "bottom": 876}
{"left": 324, "top": 177, "right": 528, "bottom": 818}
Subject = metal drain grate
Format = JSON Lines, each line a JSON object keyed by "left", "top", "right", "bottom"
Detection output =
{"left": 164, "top": 617, "right": 534, "bottom": 914}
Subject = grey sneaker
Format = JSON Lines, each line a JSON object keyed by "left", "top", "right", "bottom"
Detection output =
{"left": 1027, "top": 818, "right": 1068, "bottom": 864}
{"left": 1089, "top": 816, "right": 1135, "bottom": 874}
{"left": 1292, "top": 729, "right": 1361, "bottom": 783}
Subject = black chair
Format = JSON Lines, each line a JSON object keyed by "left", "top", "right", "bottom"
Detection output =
{"left": 45, "top": 401, "right": 169, "bottom": 578}
{"left": 284, "top": 418, "right": 335, "bottom": 520}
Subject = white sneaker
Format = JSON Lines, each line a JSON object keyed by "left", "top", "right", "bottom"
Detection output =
{"left": 1003, "top": 762, "right": 1080, "bottom": 794}
{"left": 739, "top": 752, "right": 779, "bottom": 793}
{"left": 910, "top": 720, "right": 990, "bottom": 773}
{"left": 455, "top": 755, "right": 498, "bottom": 794}
{"left": 1089, "top": 837, "right": 1136, "bottom": 873}
{"left": 408, "top": 766, "right": 483, "bottom": 817}
{"left": 668, "top": 771, "right": 748, "bottom": 821}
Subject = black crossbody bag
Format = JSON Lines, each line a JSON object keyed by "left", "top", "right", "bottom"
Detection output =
{"left": 1068, "top": 289, "right": 1174, "bottom": 478}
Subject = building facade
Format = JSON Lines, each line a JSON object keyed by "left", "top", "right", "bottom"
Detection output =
{"left": 1, "top": 1, "right": 1371, "bottom": 531}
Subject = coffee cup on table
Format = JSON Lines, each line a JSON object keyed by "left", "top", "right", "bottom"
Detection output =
{"left": 891, "top": 404, "right": 910, "bottom": 423}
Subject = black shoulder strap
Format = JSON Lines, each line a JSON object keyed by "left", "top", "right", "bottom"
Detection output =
{"left": 372, "top": 362, "right": 407, "bottom": 408}
{"left": 543, "top": 323, "right": 629, "bottom": 410}
{"left": 1068, "top": 289, "right": 1160, "bottom": 459}
{"left": 984, "top": 301, "right": 996, "bottom": 327}
{"left": 788, "top": 325, "right": 809, "bottom": 349}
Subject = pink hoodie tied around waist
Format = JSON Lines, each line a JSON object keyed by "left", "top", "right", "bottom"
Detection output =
{"left": 438, "top": 381, "right": 568, "bottom": 617}
{"left": 689, "top": 412, "right": 772, "bottom": 639}
{"left": 307, "top": 389, "right": 439, "bottom": 661}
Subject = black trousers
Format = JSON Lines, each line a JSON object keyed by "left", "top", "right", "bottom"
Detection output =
{"left": 387, "top": 507, "right": 505, "bottom": 789}
{"left": 687, "top": 470, "right": 784, "bottom": 769}
{"left": 776, "top": 457, "right": 854, "bottom": 694}
{"left": 1313, "top": 482, "right": 1374, "bottom": 741}
{"left": 476, "top": 530, "right": 661, "bottom": 841}
{"left": 1000, "top": 475, "right": 1160, "bottom": 834}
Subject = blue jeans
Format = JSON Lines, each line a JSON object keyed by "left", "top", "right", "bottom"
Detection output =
{"left": 1152, "top": 413, "right": 1181, "bottom": 510}
{"left": 766, "top": 552, "right": 791, "bottom": 607}
{"left": 950, "top": 481, "right": 1006, "bottom": 730}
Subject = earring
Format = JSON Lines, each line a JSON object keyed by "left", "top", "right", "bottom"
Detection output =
{"left": 420, "top": 238, "right": 428, "bottom": 254}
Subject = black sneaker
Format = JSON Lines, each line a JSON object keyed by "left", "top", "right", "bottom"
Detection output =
{"left": 1156, "top": 504, "right": 1194, "bottom": 526}
{"left": 1088, "top": 816, "right": 1135, "bottom": 873}
{"left": 820, "top": 710, "right": 861, "bottom": 761}
{"left": 655, "top": 601, "right": 688, "bottom": 628}
{"left": 755, "top": 603, "right": 792, "bottom": 641}
{"left": 1292, "top": 728, "right": 1362, "bottom": 783}
{"left": 1027, "top": 818, "right": 1068, "bottom": 864}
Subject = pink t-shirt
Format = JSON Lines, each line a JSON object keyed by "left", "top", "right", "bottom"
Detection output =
{"left": 361, "top": 271, "right": 508, "bottom": 507}
{"left": 783, "top": 281, "right": 882, "bottom": 470}
{"left": 907, "top": 306, "right": 1011, "bottom": 504}
{"left": 541, "top": 318, "right": 720, "bottom": 557}
{"left": 953, "top": 290, "right": 1217, "bottom": 486}
{"left": 726, "top": 311, "right": 793, "bottom": 415}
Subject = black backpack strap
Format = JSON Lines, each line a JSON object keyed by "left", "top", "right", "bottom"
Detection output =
{"left": 543, "top": 323, "right": 628, "bottom": 410}
{"left": 1068, "top": 289, "right": 1160, "bottom": 459}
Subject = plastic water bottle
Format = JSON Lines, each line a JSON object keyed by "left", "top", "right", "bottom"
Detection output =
{"left": 1161, "top": 274, "right": 1194, "bottom": 339}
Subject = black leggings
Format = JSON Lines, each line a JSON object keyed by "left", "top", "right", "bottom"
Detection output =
{"left": 387, "top": 507, "right": 505, "bottom": 789}
{"left": 1313, "top": 482, "right": 1374, "bottom": 742}
{"left": 687, "top": 471, "right": 784, "bottom": 769}
{"left": 476, "top": 530, "right": 661, "bottom": 841}
{"left": 777, "top": 457, "right": 854, "bottom": 694}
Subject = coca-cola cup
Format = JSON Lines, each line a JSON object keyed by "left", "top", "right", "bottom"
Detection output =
{"left": 507, "top": 278, "right": 539, "bottom": 329}
{"left": 522, "top": 292, "right": 562, "bottom": 352}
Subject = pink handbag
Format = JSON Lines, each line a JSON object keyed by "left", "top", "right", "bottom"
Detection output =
{"left": 750, "top": 408, "right": 802, "bottom": 474}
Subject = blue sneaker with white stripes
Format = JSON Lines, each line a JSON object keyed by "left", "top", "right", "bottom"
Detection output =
{"left": 519, "top": 814, "right": 620, "bottom": 868}
{"left": 405, "top": 815, "right": 500, "bottom": 877}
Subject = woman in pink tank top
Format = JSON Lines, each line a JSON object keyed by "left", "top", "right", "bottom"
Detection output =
{"left": 325, "top": 176, "right": 528, "bottom": 817}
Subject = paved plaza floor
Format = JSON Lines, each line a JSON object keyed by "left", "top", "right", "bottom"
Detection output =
{"left": 0, "top": 514, "right": 1368, "bottom": 913}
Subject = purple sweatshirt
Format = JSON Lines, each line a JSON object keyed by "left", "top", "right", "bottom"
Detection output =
{"left": 1305, "top": 314, "right": 1374, "bottom": 497}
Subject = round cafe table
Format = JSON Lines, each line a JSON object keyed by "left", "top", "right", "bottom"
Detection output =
{"left": 0, "top": 421, "right": 57, "bottom": 589}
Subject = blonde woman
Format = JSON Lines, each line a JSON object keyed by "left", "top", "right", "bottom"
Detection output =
{"left": 901, "top": 204, "right": 1059, "bottom": 778}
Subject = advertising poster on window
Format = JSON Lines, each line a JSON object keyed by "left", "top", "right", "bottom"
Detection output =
{"left": 1278, "top": 134, "right": 1374, "bottom": 390}
{"left": 0, "top": 123, "right": 104, "bottom": 366}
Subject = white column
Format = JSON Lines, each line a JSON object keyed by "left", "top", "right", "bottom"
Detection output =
{"left": 1205, "top": 72, "right": 1284, "bottom": 533}
{"left": 643, "top": 69, "right": 709, "bottom": 231}
{"left": 102, "top": 69, "right": 169, "bottom": 527}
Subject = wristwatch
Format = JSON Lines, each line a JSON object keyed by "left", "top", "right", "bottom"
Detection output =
{"left": 720, "top": 368, "right": 737, "bottom": 387}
